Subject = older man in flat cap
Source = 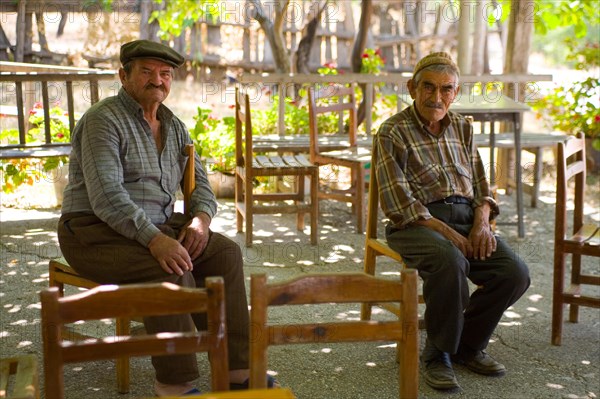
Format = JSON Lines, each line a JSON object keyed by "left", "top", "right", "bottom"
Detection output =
{"left": 373, "top": 52, "right": 530, "bottom": 391}
{"left": 57, "top": 40, "right": 276, "bottom": 395}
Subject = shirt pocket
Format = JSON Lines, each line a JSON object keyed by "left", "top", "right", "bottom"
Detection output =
{"left": 407, "top": 163, "right": 441, "bottom": 189}
{"left": 451, "top": 163, "right": 473, "bottom": 195}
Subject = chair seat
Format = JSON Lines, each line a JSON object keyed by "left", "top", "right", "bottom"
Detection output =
{"left": 317, "top": 146, "right": 372, "bottom": 164}
{"left": 568, "top": 223, "right": 600, "bottom": 245}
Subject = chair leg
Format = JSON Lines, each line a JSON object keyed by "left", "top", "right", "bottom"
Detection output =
{"left": 531, "top": 148, "right": 543, "bottom": 208}
{"left": 569, "top": 254, "right": 582, "bottom": 323}
{"left": 552, "top": 251, "right": 566, "bottom": 345}
{"left": 235, "top": 174, "right": 243, "bottom": 233}
{"left": 245, "top": 178, "right": 253, "bottom": 247}
{"left": 355, "top": 165, "right": 365, "bottom": 234}
{"left": 310, "top": 171, "right": 318, "bottom": 245}
{"left": 116, "top": 318, "right": 131, "bottom": 393}
{"left": 361, "top": 247, "right": 377, "bottom": 321}
{"left": 296, "top": 175, "right": 306, "bottom": 232}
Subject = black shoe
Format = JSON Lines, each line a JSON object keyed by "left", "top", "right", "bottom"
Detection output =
{"left": 452, "top": 349, "right": 506, "bottom": 376}
{"left": 422, "top": 351, "right": 460, "bottom": 390}
{"left": 421, "top": 339, "right": 460, "bottom": 391}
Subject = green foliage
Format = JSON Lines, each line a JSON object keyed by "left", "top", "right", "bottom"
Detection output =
{"left": 534, "top": 0, "right": 599, "bottom": 38}
{"left": 532, "top": 41, "right": 600, "bottom": 150}
{"left": 0, "top": 104, "right": 73, "bottom": 193}
{"left": 360, "top": 48, "right": 385, "bottom": 75}
{"left": 189, "top": 107, "right": 236, "bottom": 172}
{"left": 317, "top": 62, "right": 339, "bottom": 76}
{"left": 252, "top": 94, "right": 313, "bottom": 136}
{"left": 150, "top": 0, "right": 217, "bottom": 40}
{"left": 28, "top": 104, "right": 72, "bottom": 144}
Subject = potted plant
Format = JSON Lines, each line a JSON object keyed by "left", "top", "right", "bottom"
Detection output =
{"left": 0, "top": 103, "right": 73, "bottom": 202}
{"left": 189, "top": 107, "right": 236, "bottom": 197}
{"left": 533, "top": 39, "right": 600, "bottom": 171}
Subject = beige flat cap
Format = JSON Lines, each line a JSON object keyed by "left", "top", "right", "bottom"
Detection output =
{"left": 413, "top": 52, "right": 460, "bottom": 77}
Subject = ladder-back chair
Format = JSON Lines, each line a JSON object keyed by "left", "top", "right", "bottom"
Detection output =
{"left": 307, "top": 85, "right": 372, "bottom": 233}
{"left": 249, "top": 272, "right": 419, "bottom": 398}
{"left": 41, "top": 279, "right": 229, "bottom": 399}
{"left": 235, "top": 87, "right": 318, "bottom": 246}
{"left": 552, "top": 132, "right": 600, "bottom": 345}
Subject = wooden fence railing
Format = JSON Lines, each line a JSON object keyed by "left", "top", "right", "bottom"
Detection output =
{"left": 238, "top": 72, "right": 553, "bottom": 135}
{"left": 0, "top": 66, "right": 116, "bottom": 159}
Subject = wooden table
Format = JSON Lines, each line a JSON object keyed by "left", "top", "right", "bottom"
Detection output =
{"left": 151, "top": 387, "right": 296, "bottom": 399}
{"left": 450, "top": 94, "right": 531, "bottom": 237}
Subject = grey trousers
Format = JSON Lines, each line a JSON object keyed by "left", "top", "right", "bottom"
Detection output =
{"left": 386, "top": 203, "right": 530, "bottom": 355}
{"left": 57, "top": 212, "right": 249, "bottom": 384}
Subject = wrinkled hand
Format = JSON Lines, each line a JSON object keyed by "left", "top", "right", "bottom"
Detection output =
{"left": 177, "top": 213, "right": 211, "bottom": 261}
{"left": 468, "top": 222, "right": 497, "bottom": 260}
{"left": 443, "top": 225, "right": 474, "bottom": 259}
{"left": 148, "top": 233, "right": 193, "bottom": 275}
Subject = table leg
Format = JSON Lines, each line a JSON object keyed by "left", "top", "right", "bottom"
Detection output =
{"left": 514, "top": 113, "right": 525, "bottom": 237}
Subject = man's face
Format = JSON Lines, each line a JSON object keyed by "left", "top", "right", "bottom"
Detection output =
{"left": 408, "top": 70, "right": 459, "bottom": 125}
{"left": 119, "top": 59, "right": 173, "bottom": 106}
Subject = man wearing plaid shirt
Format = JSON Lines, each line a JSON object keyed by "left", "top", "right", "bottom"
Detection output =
{"left": 375, "top": 52, "right": 530, "bottom": 391}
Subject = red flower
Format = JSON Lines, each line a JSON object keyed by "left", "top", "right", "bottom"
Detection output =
{"left": 228, "top": 104, "right": 235, "bottom": 109}
{"left": 33, "top": 102, "right": 42, "bottom": 109}
{"left": 595, "top": 115, "right": 600, "bottom": 122}
{"left": 56, "top": 133, "right": 64, "bottom": 139}
{"left": 362, "top": 53, "right": 369, "bottom": 58}
{"left": 375, "top": 48, "right": 382, "bottom": 56}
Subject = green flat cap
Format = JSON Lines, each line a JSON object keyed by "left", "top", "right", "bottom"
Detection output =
{"left": 120, "top": 39, "right": 185, "bottom": 68}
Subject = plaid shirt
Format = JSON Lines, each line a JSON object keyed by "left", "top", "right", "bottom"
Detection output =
{"left": 62, "top": 88, "right": 217, "bottom": 246}
{"left": 375, "top": 103, "right": 498, "bottom": 229}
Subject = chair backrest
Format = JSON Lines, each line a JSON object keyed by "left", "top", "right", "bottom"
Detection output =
{"left": 41, "top": 279, "right": 229, "bottom": 399}
{"left": 555, "top": 132, "right": 587, "bottom": 243}
{"left": 249, "top": 271, "right": 419, "bottom": 398}
{"left": 183, "top": 143, "right": 196, "bottom": 215}
{"left": 366, "top": 141, "right": 381, "bottom": 241}
{"left": 235, "top": 87, "right": 252, "bottom": 170}
{"left": 307, "top": 85, "right": 358, "bottom": 161}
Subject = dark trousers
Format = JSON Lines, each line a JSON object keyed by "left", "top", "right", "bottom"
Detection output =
{"left": 57, "top": 212, "right": 249, "bottom": 384}
{"left": 386, "top": 203, "right": 530, "bottom": 355}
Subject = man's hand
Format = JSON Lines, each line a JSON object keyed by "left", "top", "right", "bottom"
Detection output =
{"left": 414, "top": 217, "right": 474, "bottom": 258}
{"left": 469, "top": 201, "right": 497, "bottom": 260}
{"left": 148, "top": 233, "right": 193, "bottom": 275}
{"left": 177, "top": 212, "right": 211, "bottom": 261}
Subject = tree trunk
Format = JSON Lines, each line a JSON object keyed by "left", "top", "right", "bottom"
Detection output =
{"left": 295, "top": 1, "right": 327, "bottom": 74}
{"left": 503, "top": 0, "right": 533, "bottom": 101}
{"left": 351, "top": 0, "right": 373, "bottom": 128}
{"left": 251, "top": 0, "right": 291, "bottom": 73}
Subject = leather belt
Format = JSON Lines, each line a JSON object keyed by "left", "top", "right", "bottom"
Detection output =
{"left": 429, "top": 196, "right": 472, "bottom": 205}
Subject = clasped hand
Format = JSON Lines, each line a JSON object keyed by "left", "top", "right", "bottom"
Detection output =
{"left": 148, "top": 213, "right": 211, "bottom": 275}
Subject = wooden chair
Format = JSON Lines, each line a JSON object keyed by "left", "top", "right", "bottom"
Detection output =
{"left": 308, "top": 85, "right": 372, "bottom": 233}
{"left": 235, "top": 87, "right": 318, "bottom": 246}
{"left": 0, "top": 355, "right": 39, "bottom": 399}
{"left": 41, "top": 279, "right": 229, "bottom": 399}
{"left": 47, "top": 144, "right": 197, "bottom": 393}
{"left": 551, "top": 132, "right": 600, "bottom": 346}
{"left": 361, "top": 143, "right": 426, "bottom": 328}
{"left": 249, "top": 272, "right": 419, "bottom": 398}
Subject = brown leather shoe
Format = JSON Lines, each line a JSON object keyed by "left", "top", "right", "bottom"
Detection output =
{"left": 452, "top": 350, "right": 506, "bottom": 376}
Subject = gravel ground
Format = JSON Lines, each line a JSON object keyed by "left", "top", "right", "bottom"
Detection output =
{"left": 1, "top": 166, "right": 599, "bottom": 399}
